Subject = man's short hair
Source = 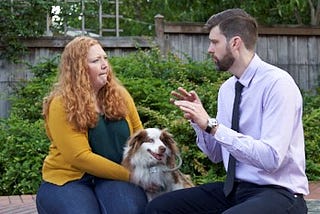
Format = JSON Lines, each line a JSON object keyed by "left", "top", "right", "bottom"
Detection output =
{"left": 204, "top": 8, "right": 258, "bottom": 50}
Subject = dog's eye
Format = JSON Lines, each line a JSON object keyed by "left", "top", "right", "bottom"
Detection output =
{"left": 144, "top": 141, "right": 153, "bottom": 144}
{"left": 144, "top": 139, "right": 154, "bottom": 143}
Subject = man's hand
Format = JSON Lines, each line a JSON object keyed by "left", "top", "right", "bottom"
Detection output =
{"left": 170, "top": 87, "right": 200, "bottom": 104}
{"left": 170, "top": 87, "right": 210, "bottom": 130}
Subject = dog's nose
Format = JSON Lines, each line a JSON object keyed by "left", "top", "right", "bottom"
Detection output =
{"left": 159, "top": 146, "right": 166, "bottom": 154}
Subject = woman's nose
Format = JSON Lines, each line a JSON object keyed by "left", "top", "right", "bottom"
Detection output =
{"left": 101, "top": 59, "right": 108, "bottom": 69}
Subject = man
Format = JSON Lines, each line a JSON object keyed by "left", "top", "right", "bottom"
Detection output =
{"left": 145, "top": 8, "right": 309, "bottom": 214}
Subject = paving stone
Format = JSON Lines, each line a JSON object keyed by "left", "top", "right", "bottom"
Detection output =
{"left": 0, "top": 191, "right": 319, "bottom": 213}
{"left": 307, "top": 200, "right": 320, "bottom": 214}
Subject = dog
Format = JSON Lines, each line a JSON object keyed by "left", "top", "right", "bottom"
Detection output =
{"left": 122, "top": 128, "right": 194, "bottom": 201}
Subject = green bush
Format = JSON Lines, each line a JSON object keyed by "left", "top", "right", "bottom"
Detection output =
{"left": 0, "top": 116, "right": 48, "bottom": 195}
{"left": 303, "top": 90, "right": 320, "bottom": 180}
{"left": 0, "top": 57, "right": 58, "bottom": 195}
{"left": 0, "top": 48, "right": 319, "bottom": 195}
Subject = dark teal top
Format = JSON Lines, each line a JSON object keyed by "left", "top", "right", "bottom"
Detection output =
{"left": 88, "top": 115, "right": 130, "bottom": 164}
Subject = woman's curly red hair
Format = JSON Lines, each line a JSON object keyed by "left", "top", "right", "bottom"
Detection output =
{"left": 43, "top": 36, "right": 128, "bottom": 133}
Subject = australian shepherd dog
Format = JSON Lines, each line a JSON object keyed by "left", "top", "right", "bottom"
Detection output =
{"left": 122, "top": 128, "right": 194, "bottom": 201}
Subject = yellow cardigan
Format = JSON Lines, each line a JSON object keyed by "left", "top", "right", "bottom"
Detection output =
{"left": 42, "top": 91, "right": 143, "bottom": 185}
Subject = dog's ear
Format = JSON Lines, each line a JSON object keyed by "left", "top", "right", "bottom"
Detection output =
{"left": 161, "top": 129, "right": 179, "bottom": 154}
{"left": 161, "top": 129, "right": 177, "bottom": 145}
{"left": 127, "top": 129, "right": 148, "bottom": 148}
{"left": 122, "top": 129, "right": 148, "bottom": 168}
{"left": 161, "top": 129, "right": 181, "bottom": 169}
{"left": 160, "top": 129, "right": 175, "bottom": 143}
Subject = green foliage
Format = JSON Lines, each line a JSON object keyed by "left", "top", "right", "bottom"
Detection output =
{"left": 0, "top": 116, "right": 48, "bottom": 195}
{"left": 303, "top": 89, "right": 320, "bottom": 180}
{"left": 9, "top": 57, "right": 59, "bottom": 122}
{"left": 214, "top": 0, "right": 310, "bottom": 26}
{"left": 0, "top": 48, "right": 319, "bottom": 195}
{"left": 1, "top": 0, "right": 318, "bottom": 61}
{"left": 119, "top": 0, "right": 313, "bottom": 36}
{"left": 0, "top": 0, "right": 56, "bottom": 61}
{"left": 51, "top": 1, "right": 106, "bottom": 36}
{"left": 1, "top": 1, "right": 316, "bottom": 40}
{"left": 0, "top": 56, "right": 58, "bottom": 195}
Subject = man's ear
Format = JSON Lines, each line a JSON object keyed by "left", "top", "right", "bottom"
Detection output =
{"left": 230, "top": 36, "right": 241, "bottom": 49}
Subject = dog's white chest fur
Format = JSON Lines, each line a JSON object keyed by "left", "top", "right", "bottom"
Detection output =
{"left": 131, "top": 164, "right": 181, "bottom": 200}
{"left": 122, "top": 128, "right": 193, "bottom": 201}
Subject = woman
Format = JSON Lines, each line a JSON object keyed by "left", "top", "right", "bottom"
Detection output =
{"left": 36, "top": 36, "right": 147, "bottom": 214}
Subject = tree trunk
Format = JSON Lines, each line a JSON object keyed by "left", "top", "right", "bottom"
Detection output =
{"left": 309, "top": 0, "right": 320, "bottom": 25}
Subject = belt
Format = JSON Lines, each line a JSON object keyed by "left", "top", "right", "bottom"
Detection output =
{"left": 234, "top": 180, "right": 303, "bottom": 198}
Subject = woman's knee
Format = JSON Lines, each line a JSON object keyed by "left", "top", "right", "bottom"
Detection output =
{"left": 36, "top": 181, "right": 100, "bottom": 214}
{"left": 95, "top": 180, "right": 147, "bottom": 214}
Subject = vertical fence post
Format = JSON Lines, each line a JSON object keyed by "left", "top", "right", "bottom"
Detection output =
{"left": 154, "top": 14, "right": 165, "bottom": 55}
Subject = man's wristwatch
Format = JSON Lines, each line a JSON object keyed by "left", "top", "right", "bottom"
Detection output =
{"left": 205, "top": 118, "right": 218, "bottom": 133}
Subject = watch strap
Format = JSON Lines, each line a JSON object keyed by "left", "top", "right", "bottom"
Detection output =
{"left": 205, "top": 126, "right": 212, "bottom": 133}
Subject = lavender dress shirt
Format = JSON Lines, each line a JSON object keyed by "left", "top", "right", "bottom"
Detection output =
{"left": 192, "top": 54, "right": 309, "bottom": 195}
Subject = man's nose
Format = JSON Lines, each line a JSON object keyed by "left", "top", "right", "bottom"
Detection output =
{"left": 208, "top": 43, "right": 214, "bottom": 54}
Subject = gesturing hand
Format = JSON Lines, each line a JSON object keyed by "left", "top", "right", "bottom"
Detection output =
{"left": 170, "top": 87, "right": 200, "bottom": 104}
{"left": 170, "top": 87, "right": 210, "bottom": 130}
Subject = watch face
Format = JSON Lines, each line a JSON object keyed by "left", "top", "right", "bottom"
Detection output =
{"left": 208, "top": 118, "right": 218, "bottom": 127}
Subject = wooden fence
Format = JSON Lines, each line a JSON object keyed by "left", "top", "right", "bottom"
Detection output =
{"left": 0, "top": 36, "right": 154, "bottom": 118}
{"left": 1, "top": 16, "right": 320, "bottom": 118}
{"left": 155, "top": 15, "right": 320, "bottom": 92}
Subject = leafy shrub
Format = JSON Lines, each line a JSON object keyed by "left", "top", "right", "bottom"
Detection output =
{"left": 303, "top": 89, "right": 320, "bottom": 180}
{"left": 0, "top": 116, "right": 48, "bottom": 195}
{"left": 8, "top": 57, "right": 59, "bottom": 122}
{"left": 0, "top": 0, "right": 55, "bottom": 62}
{"left": 0, "top": 57, "right": 58, "bottom": 195}
{"left": 0, "top": 48, "right": 319, "bottom": 195}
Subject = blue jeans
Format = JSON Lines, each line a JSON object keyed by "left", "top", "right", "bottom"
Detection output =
{"left": 36, "top": 174, "right": 147, "bottom": 214}
{"left": 145, "top": 181, "right": 308, "bottom": 214}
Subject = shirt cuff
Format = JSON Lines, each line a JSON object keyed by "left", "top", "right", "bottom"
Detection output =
{"left": 214, "top": 124, "right": 242, "bottom": 146}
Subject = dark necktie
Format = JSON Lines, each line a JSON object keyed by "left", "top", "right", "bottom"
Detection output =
{"left": 223, "top": 81, "right": 244, "bottom": 197}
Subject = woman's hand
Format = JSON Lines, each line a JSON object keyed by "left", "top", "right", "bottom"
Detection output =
{"left": 129, "top": 173, "right": 162, "bottom": 193}
{"left": 145, "top": 183, "right": 163, "bottom": 193}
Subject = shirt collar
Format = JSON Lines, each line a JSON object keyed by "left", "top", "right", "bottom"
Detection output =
{"left": 235, "top": 54, "right": 262, "bottom": 88}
